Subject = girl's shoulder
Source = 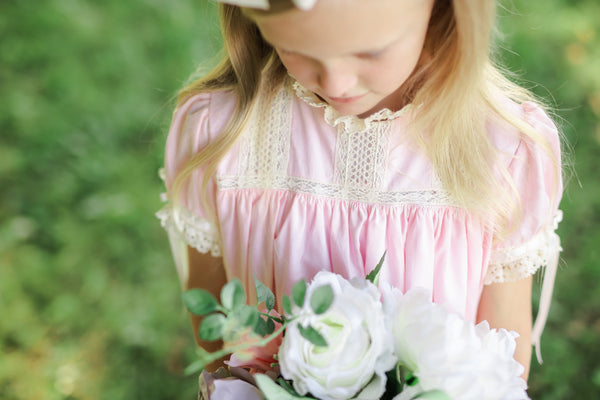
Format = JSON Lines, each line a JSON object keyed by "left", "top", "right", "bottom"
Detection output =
{"left": 486, "top": 97, "right": 560, "bottom": 161}
{"left": 172, "top": 89, "right": 239, "bottom": 139}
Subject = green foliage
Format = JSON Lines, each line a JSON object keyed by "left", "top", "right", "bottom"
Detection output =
{"left": 182, "top": 289, "right": 220, "bottom": 316}
{"left": 198, "top": 314, "right": 226, "bottom": 341}
{"left": 179, "top": 278, "right": 288, "bottom": 374}
{"left": 298, "top": 325, "right": 328, "bottom": 347}
{"left": 283, "top": 294, "right": 293, "bottom": 315}
{"left": 236, "top": 305, "right": 261, "bottom": 328}
{"left": 292, "top": 280, "right": 307, "bottom": 307}
{"left": 255, "top": 276, "right": 276, "bottom": 311}
{"left": 366, "top": 251, "right": 387, "bottom": 285}
{"left": 310, "top": 285, "right": 334, "bottom": 315}
{"left": 1, "top": 0, "right": 598, "bottom": 398}
{"left": 220, "top": 278, "right": 246, "bottom": 311}
{"left": 180, "top": 273, "right": 330, "bottom": 370}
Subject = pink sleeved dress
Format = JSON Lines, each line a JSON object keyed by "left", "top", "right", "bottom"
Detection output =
{"left": 157, "top": 79, "right": 562, "bottom": 336}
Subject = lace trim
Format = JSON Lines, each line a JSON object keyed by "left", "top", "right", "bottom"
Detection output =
{"left": 484, "top": 211, "right": 563, "bottom": 284}
{"left": 292, "top": 81, "right": 412, "bottom": 133}
{"left": 334, "top": 117, "right": 392, "bottom": 190}
{"left": 239, "top": 83, "right": 292, "bottom": 183}
{"left": 218, "top": 174, "right": 456, "bottom": 206}
{"left": 156, "top": 204, "right": 222, "bottom": 257}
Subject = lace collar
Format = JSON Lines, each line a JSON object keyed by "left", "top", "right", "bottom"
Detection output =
{"left": 292, "top": 81, "right": 412, "bottom": 132}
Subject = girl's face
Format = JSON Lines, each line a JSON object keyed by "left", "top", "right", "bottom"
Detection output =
{"left": 253, "top": 0, "right": 435, "bottom": 117}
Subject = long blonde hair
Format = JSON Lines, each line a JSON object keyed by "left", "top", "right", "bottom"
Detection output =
{"left": 170, "top": 0, "right": 561, "bottom": 237}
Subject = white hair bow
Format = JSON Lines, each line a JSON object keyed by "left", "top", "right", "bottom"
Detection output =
{"left": 215, "top": 0, "right": 317, "bottom": 11}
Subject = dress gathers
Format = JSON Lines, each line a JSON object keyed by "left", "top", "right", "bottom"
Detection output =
{"left": 157, "top": 79, "right": 562, "bottom": 356}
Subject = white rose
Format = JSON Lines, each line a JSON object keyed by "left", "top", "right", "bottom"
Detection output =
{"left": 383, "top": 286, "right": 530, "bottom": 400}
{"left": 278, "top": 272, "right": 397, "bottom": 400}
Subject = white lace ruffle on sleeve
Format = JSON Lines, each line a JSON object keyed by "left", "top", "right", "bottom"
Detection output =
{"left": 484, "top": 211, "right": 562, "bottom": 285}
{"left": 156, "top": 201, "right": 222, "bottom": 258}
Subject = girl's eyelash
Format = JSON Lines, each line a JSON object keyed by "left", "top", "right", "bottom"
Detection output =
{"left": 277, "top": 47, "right": 385, "bottom": 59}
{"left": 357, "top": 49, "right": 386, "bottom": 59}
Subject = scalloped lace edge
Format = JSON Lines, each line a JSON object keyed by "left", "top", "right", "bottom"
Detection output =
{"left": 156, "top": 204, "right": 222, "bottom": 257}
{"left": 484, "top": 211, "right": 563, "bottom": 284}
{"left": 292, "top": 82, "right": 412, "bottom": 132}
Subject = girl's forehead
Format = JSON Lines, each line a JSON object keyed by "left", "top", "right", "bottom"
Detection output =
{"left": 252, "top": 0, "right": 435, "bottom": 56}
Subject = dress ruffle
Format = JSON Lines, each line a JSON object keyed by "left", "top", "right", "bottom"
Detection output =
{"left": 292, "top": 82, "right": 413, "bottom": 133}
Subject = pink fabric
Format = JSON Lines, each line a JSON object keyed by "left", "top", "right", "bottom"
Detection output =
{"left": 162, "top": 85, "right": 562, "bottom": 324}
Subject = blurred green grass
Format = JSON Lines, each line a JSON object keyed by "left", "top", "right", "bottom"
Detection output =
{"left": 1, "top": 0, "right": 598, "bottom": 398}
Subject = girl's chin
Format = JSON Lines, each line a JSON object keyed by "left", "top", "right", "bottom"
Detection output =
{"left": 327, "top": 99, "right": 379, "bottom": 118}
{"left": 327, "top": 95, "right": 401, "bottom": 118}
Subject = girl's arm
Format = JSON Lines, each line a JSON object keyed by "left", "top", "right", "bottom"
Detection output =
{"left": 476, "top": 276, "right": 533, "bottom": 380}
{"left": 186, "top": 246, "right": 228, "bottom": 371}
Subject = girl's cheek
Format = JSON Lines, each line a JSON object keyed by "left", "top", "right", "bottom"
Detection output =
{"left": 279, "top": 56, "right": 318, "bottom": 86}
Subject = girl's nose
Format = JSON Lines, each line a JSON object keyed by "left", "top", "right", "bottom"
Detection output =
{"left": 317, "top": 63, "right": 358, "bottom": 98}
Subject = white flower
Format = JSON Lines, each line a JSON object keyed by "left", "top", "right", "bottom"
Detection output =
{"left": 278, "top": 272, "right": 396, "bottom": 400}
{"left": 383, "top": 286, "right": 530, "bottom": 400}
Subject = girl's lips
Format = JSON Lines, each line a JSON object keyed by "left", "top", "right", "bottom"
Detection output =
{"left": 328, "top": 93, "right": 367, "bottom": 104}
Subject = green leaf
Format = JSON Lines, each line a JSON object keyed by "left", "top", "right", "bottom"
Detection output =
{"left": 310, "top": 284, "right": 333, "bottom": 314}
{"left": 292, "top": 280, "right": 307, "bottom": 308}
{"left": 413, "top": 390, "right": 451, "bottom": 400}
{"left": 282, "top": 295, "right": 292, "bottom": 315}
{"left": 265, "top": 316, "right": 275, "bottom": 335}
{"left": 276, "top": 379, "right": 298, "bottom": 396}
{"left": 384, "top": 366, "right": 402, "bottom": 395}
{"left": 254, "top": 374, "right": 313, "bottom": 399}
{"left": 181, "top": 289, "right": 220, "bottom": 316}
{"left": 366, "top": 251, "right": 387, "bottom": 286}
{"left": 199, "top": 313, "right": 226, "bottom": 341}
{"left": 254, "top": 316, "right": 269, "bottom": 336}
{"left": 220, "top": 278, "right": 246, "bottom": 311}
{"left": 298, "top": 324, "right": 327, "bottom": 347}
{"left": 254, "top": 277, "right": 275, "bottom": 311}
{"left": 236, "top": 305, "right": 259, "bottom": 328}
{"left": 252, "top": 313, "right": 275, "bottom": 337}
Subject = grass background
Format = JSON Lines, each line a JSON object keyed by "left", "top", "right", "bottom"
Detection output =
{"left": 1, "top": 0, "right": 598, "bottom": 398}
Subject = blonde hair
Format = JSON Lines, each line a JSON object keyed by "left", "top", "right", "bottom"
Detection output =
{"left": 170, "top": 0, "right": 561, "bottom": 238}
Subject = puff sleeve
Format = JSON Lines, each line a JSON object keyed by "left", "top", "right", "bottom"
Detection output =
{"left": 156, "top": 93, "right": 224, "bottom": 286}
{"left": 484, "top": 102, "right": 563, "bottom": 361}
{"left": 485, "top": 102, "right": 563, "bottom": 284}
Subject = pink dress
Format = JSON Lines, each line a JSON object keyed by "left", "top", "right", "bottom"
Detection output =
{"left": 157, "top": 79, "right": 562, "bottom": 351}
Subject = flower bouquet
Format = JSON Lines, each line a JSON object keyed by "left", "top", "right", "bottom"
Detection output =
{"left": 182, "top": 256, "right": 530, "bottom": 400}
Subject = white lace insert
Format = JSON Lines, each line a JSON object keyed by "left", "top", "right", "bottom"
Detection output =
{"left": 484, "top": 211, "right": 563, "bottom": 284}
{"left": 237, "top": 82, "right": 292, "bottom": 187}
{"left": 334, "top": 118, "right": 392, "bottom": 191}
{"left": 156, "top": 204, "right": 222, "bottom": 257}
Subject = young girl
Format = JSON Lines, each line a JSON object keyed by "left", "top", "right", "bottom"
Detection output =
{"left": 157, "top": 0, "right": 563, "bottom": 381}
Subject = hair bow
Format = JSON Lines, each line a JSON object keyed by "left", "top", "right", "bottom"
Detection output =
{"left": 215, "top": 0, "right": 318, "bottom": 11}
